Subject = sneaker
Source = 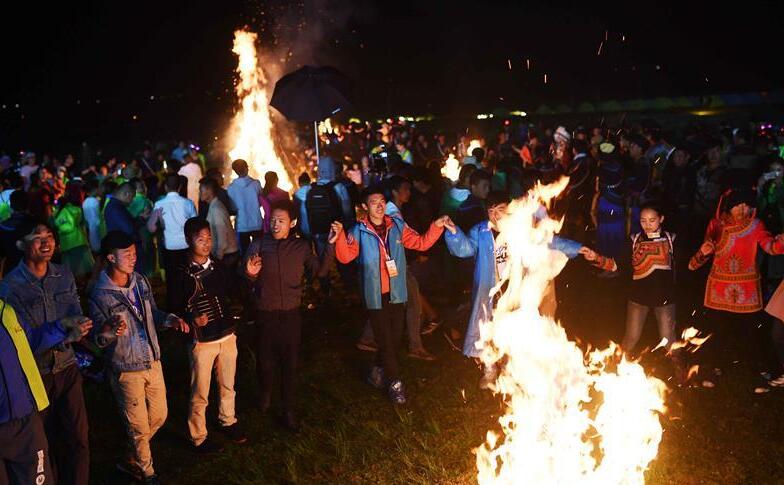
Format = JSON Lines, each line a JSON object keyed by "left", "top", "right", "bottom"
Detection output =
{"left": 387, "top": 380, "right": 407, "bottom": 404}
{"left": 479, "top": 365, "right": 497, "bottom": 390}
{"left": 408, "top": 348, "right": 437, "bottom": 361}
{"left": 367, "top": 366, "right": 385, "bottom": 389}
{"left": 420, "top": 319, "right": 442, "bottom": 336}
{"left": 220, "top": 424, "right": 248, "bottom": 444}
{"left": 356, "top": 341, "right": 378, "bottom": 352}
{"left": 116, "top": 459, "right": 143, "bottom": 481}
{"left": 142, "top": 475, "right": 161, "bottom": 485}
{"left": 192, "top": 437, "right": 224, "bottom": 454}
{"left": 769, "top": 375, "right": 784, "bottom": 388}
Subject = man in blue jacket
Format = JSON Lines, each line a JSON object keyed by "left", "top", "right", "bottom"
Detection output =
{"left": 0, "top": 296, "right": 90, "bottom": 485}
{"left": 0, "top": 223, "right": 94, "bottom": 485}
{"left": 445, "top": 191, "right": 597, "bottom": 388}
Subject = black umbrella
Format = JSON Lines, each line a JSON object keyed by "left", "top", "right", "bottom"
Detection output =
{"left": 270, "top": 65, "right": 352, "bottom": 162}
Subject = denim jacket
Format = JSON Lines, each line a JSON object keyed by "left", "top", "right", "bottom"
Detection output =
{"left": 88, "top": 271, "right": 173, "bottom": 373}
{"left": 0, "top": 262, "right": 81, "bottom": 375}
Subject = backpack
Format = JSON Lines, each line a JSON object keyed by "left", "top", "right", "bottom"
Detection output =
{"left": 306, "top": 182, "right": 342, "bottom": 234}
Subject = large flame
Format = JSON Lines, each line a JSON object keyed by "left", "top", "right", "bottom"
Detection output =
{"left": 227, "top": 29, "right": 293, "bottom": 191}
{"left": 476, "top": 179, "right": 667, "bottom": 484}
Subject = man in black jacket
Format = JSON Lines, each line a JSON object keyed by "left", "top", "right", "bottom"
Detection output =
{"left": 169, "top": 218, "right": 249, "bottom": 453}
{"left": 244, "top": 200, "right": 336, "bottom": 430}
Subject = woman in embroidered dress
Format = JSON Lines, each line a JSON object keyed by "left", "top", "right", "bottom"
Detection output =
{"left": 688, "top": 188, "right": 784, "bottom": 388}
{"left": 582, "top": 202, "right": 678, "bottom": 355}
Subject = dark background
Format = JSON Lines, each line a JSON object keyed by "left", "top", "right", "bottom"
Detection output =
{"left": 1, "top": 0, "right": 783, "bottom": 151}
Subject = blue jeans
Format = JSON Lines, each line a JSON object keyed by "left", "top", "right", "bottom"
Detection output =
{"left": 622, "top": 301, "right": 676, "bottom": 352}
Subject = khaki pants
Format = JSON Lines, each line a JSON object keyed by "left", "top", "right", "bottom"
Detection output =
{"left": 109, "top": 360, "right": 167, "bottom": 479}
{"left": 188, "top": 334, "right": 238, "bottom": 446}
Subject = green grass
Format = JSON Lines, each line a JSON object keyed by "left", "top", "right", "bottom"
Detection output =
{"left": 82, "top": 267, "right": 784, "bottom": 484}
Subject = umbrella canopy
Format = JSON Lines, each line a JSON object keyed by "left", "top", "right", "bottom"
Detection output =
{"left": 270, "top": 65, "right": 352, "bottom": 122}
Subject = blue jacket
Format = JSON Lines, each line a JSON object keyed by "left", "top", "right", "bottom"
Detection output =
{"left": 105, "top": 197, "right": 139, "bottom": 241}
{"left": 445, "top": 222, "right": 582, "bottom": 357}
{"left": 88, "top": 271, "right": 173, "bottom": 373}
{"left": 0, "top": 262, "right": 82, "bottom": 374}
{"left": 0, "top": 299, "right": 69, "bottom": 424}
{"left": 347, "top": 217, "right": 410, "bottom": 310}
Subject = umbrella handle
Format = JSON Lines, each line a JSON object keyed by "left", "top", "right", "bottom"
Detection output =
{"left": 314, "top": 120, "right": 320, "bottom": 165}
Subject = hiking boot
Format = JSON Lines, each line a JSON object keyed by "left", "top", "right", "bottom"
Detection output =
{"left": 367, "top": 366, "right": 385, "bottom": 389}
{"left": 220, "top": 423, "right": 248, "bottom": 444}
{"left": 408, "top": 348, "right": 437, "bottom": 361}
{"left": 356, "top": 340, "right": 378, "bottom": 352}
{"left": 387, "top": 380, "right": 407, "bottom": 404}
{"left": 192, "top": 437, "right": 224, "bottom": 454}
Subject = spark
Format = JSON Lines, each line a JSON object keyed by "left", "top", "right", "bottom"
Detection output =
{"left": 597, "top": 41, "right": 604, "bottom": 56}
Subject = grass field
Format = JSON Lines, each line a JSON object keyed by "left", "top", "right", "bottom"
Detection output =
{"left": 81, "top": 263, "right": 784, "bottom": 485}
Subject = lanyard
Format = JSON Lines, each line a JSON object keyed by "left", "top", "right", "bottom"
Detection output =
{"left": 367, "top": 222, "right": 392, "bottom": 261}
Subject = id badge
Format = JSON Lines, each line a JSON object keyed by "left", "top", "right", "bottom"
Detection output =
{"left": 385, "top": 259, "right": 399, "bottom": 278}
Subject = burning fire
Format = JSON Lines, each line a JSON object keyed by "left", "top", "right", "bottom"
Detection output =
{"left": 475, "top": 179, "right": 667, "bottom": 484}
{"left": 227, "top": 29, "right": 293, "bottom": 191}
{"left": 442, "top": 153, "right": 461, "bottom": 182}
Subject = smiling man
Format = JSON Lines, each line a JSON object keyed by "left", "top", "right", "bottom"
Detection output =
{"left": 243, "top": 200, "right": 335, "bottom": 431}
{"left": 333, "top": 185, "right": 456, "bottom": 404}
{"left": 0, "top": 223, "right": 93, "bottom": 485}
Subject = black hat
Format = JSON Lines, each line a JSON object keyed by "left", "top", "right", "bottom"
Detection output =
{"left": 101, "top": 231, "right": 134, "bottom": 255}
{"left": 721, "top": 188, "right": 756, "bottom": 213}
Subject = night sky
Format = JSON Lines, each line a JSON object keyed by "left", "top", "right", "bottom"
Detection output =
{"left": 1, "top": 0, "right": 782, "bottom": 151}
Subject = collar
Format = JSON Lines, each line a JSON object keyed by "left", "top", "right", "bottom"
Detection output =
{"left": 18, "top": 261, "right": 61, "bottom": 284}
{"left": 192, "top": 257, "right": 212, "bottom": 270}
{"left": 165, "top": 191, "right": 181, "bottom": 199}
{"left": 359, "top": 215, "right": 393, "bottom": 233}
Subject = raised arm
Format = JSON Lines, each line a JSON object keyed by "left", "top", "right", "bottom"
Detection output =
{"left": 334, "top": 222, "right": 359, "bottom": 264}
{"left": 445, "top": 226, "right": 478, "bottom": 259}
{"left": 401, "top": 216, "right": 448, "bottom": 252}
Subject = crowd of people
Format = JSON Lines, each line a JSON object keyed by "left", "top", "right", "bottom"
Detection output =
{"left": 1, "top": 116, "right": 784, "bottom": 485}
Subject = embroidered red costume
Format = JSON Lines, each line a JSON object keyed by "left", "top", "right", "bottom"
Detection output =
{"left": 689, "top": 215, "right": 784, "bottom": 313}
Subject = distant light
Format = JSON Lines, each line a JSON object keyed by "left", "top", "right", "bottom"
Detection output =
{"left": 14, "top": 103, "right": 19, "bottom": 108}
{"left": 150, "top": 95, "right": 155, "bottom": 101}
{"left": 476, "top": 114, "right": 494, "bottom": 120}
{"left": 96, "top": 99, "right": 101, "bottom": 104}
{"left": 655, "top": 65, "right": 661, "bottom": 70}
{"left": 509, "top": 110, "right": 527, "bottom": 117}
{"left": 132, "top": 115, "right": 138, "bottom": 120}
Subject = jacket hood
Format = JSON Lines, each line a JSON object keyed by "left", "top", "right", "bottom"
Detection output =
{"left": 94, "top": 270, "right": 139, "bottom": 293}
{"left": 448, "top": 187, "right": 470, "bottom": 203}
{"left": 317, "top": 156, "right": 337, "bottom": 182}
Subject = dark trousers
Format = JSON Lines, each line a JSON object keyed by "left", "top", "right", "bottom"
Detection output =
{"left": 239, "top": 231, "right": 262, "bottom": 257}
{"left": 40, "top": 364, "right": 89, "bottom": 485}
{"left": 368, "top": 294, "right": 406, "bottom": 382}
{"left": 0, "top": 413, "right": 52, "bottom": 485}
{"left": 256, "top": 310, "right": 302, "bottom": 412}
{"left": 700, "top": 309, "right": 781, "bottom": 375}
{"left": 163, "top": 248, "right": 189, "bottom": 311}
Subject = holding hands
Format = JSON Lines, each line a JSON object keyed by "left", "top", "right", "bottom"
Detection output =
{"left": 699, "top": 241, "right": 715, "bottom": 256}
{"left": 434, "top": 215, "right": 457, "bottom": 234}
{"left": 578, "top": 246, "right": 598, "bottom": 262}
